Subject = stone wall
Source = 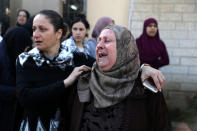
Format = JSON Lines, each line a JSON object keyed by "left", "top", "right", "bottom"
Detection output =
{"left": 130, "top": 0, "right": 197, "bottom": 110}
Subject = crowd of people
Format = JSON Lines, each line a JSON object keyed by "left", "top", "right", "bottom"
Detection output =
{"left": 0, "top": 9, "right": 171, "bottom": 131}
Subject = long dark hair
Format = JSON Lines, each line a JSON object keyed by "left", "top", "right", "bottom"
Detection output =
{"left": 16, "top": 9, "right": 30, "bottom": 26}
{"left": 70, "top": 15, "right": 90, "bottom": 37}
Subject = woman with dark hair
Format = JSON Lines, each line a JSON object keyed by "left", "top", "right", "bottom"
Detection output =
{"left": 61, "top": 16, "right": 93, "bottom": 57}
{"left": 16, "top": 9, "right": 30, "bottom": 26}
{"left": 16, "top": 10, "right": 95, "bottom": 130}
{"left": 0, "top": 25, "right": 32, "bottom": 131}
{"left": 136, "top": 18, "right": 169, "bottom": 69}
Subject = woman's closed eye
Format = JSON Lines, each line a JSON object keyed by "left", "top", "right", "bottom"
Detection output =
{"left": 104, "top": 39, "right": 111, "bottom": 43}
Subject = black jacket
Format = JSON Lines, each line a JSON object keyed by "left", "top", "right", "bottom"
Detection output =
{"left": 16, "top": 52, "right": 95, "bottom": 130}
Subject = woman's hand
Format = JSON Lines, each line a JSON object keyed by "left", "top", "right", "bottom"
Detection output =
{"left": 64, "top": 65, "right": 91, "bottom": 88}
{"left": 141, "top": 65, "right": 165, "bottom": 91}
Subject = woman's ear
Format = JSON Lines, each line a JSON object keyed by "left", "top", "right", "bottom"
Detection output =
{"left": 56, "top": 29, "right": 63, "bottom": 40}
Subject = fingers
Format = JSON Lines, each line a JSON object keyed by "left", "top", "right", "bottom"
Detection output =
{"left": 73, "top": 65, "right": 91, "bottom": 76}
{"left": 151, "top": 70, "right": 165, "bottom": 92}
{"left": 157, "top": 71, "right": 166, "bottom": 89}
{"left": 152, "top": 75, "right": 161, "bottom": 92}
{"left": 64, "top": 65, "right": 91, "bottom": 88}
{"left": 141, "top": 74, "right": 146, "bottom": 82}
{"left": 140, "top": 65, "right": 166, "bottom": 92}
{"left": 78, "top": 65, "right": 91, "bottom": 73}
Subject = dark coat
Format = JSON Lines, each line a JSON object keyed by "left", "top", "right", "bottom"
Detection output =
{"left": 66, "top": 76, "right": 172, "bottom": 131}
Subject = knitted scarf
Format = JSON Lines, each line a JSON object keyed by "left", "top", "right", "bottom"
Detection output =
{"left": 18, "top": 42, "right": 76, "bottom": 70}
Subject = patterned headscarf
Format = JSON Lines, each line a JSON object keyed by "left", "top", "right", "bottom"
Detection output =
{"left": 78, "top": 25, "right": 140, "bottom": 108}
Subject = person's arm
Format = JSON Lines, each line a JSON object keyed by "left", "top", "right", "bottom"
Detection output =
{"left": 141, "top": 64, "right": 165, "bottom": 91}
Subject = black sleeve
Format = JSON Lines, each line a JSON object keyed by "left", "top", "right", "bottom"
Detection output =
{"left": 16, "top": 59, "right": 69, "bottom": 110}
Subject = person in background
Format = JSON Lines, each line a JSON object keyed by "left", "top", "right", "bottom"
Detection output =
{"left": 61, "top": 16, "right": 93, "bottom": 57}
{"left": 87, "top": 16, "right": 114, "bottom": 58}
{"left": 136, "top": 18, "right": 169, "bottom": 69}
{"left": 0, "top": 25, "right": 32, "bottom": 131}
{"left": 16, "top": 9, "right": 30, "bottom": 27}
{"left": 63, "top": 24, "right": 171, "bottom": 131}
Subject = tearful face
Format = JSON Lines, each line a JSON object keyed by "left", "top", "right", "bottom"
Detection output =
{"left": 96, "top": 29, "right": 117, "bottom": 72}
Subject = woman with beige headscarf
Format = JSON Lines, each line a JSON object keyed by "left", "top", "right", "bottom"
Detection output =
{"left": 63, "top": 25, "right": 171, "bottom": 131}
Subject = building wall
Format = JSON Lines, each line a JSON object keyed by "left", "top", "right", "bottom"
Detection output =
{"left": 22, "top": 0, "right": 61, "bottom": 15}
{"left": 9, "top": 0, "right": 62, "bottom": 26}
{"left": 130, "top": 0, "right": 197, "bottom": 110}
{"left": 10, "top": 0, "right": 22, "bottom": 25}
{"left": 86, "top": 0, "right": 130, "bottom": 37}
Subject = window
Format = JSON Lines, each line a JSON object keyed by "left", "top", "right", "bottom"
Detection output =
{"left": 62, "top": 0, "right": 86, "bottom": 22}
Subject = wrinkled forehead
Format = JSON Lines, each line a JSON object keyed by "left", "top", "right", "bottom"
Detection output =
{"left": 99, "top": 29, "right": 116, "bottom": 39}
{"left": 104, "top": 25, "right": 126, "bottom": 41}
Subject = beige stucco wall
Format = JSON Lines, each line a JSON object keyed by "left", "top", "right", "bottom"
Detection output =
{"left": 22, "top": 0, "right": 61, "bottom": 15}
{"left": 86, "top": 0, "right": 130, "bottom": 37}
